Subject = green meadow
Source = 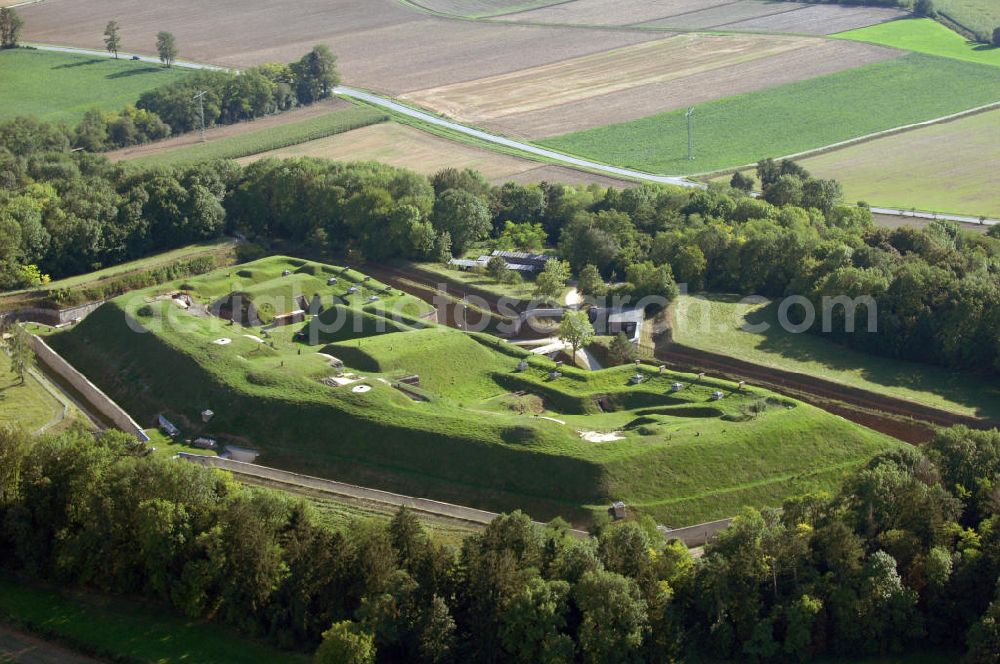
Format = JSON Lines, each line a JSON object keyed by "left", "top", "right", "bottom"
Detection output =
{"left": 0, "top": 47, "right": 189, "bottom": 123}
{"left": 538, "top": 53, "right": 1000, "bottom": 175}
{"left": 836, "top": 18, "right": 1000, "bottom": 67}
{"left": 48, "top": 256, "right": 897, "bottom": 527}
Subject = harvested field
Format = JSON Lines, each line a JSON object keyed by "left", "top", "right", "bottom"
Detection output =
{"left": 19, "top": 0, "right": 658, "bottom": 93}
{"left": 403, "top": 35, "right": 901, "bottom": 138}
{"left": 239, "top": 122, "right": 633, "bottom": 187}
{"left": 636, "top": 1, "right": 817, "bottom": 30}
{"left": 410, "top": 0, "right": 564, "bottom": 18}
{"left": 500, "top": 0, "right": 730, "bottom": 26}
{"left": 501, "top": 0, "right": 905, "bottom": 33}
{"left": 718, "top": 3, "right": 909, "bottom": 35}
{"left": 800, "top": 108, "right": 1000, "bottom": 219}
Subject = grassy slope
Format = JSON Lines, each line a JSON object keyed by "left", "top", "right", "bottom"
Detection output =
{"left": 126, "top": 105, "right": 389, "bottom": 169}
{"left": 0, "top": 576, "right": 307, "bottom": 663}
{"left": 48, "top": 257, "right": 896, "bottom": 526}
{"left": 538, "top": 53, "right": 1000, "bottom": 175}
{"left": 799, "top": 108, "right": 1000, "bottom": 218}
{"left": 0, "top": 48, "right": 188, "bottom": 123}
{"left": 934, "top": 0, "right": 1000, "bottom": 36}
{"left": 836, "top": 18, "right": 1000, "bottom": 67}
{"left": 672, "top": 294, "right": 1000, "bottom": 420}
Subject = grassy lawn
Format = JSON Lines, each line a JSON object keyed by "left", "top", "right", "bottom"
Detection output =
{"left": 0, "top": 575, "right": 307, "bottom": 663}
{"left": 127, "top": 103, "right": 389, "bottom": 168}
{"left": 934, "top": 0, "right": 1000, "bottom": 38}
{"left": 538, "top": 53, "right": 1000, "bottom": 175}
{"left": 799, "top": 108, "right": 1000, "bottom": 219}
{"left": 46, "top": 256, "right": 897, "bottom": 527}
{"left": 0, "top": 364, "right": 63, "bottom": 433}
{"left": 672, "top": 294, "right": 1000, "bottom": 420}
{"left": 0, "top": 48, "right": 188, "bottom": 124}
{"left": 836, "top": 18, "right": 1000, "bottom": 67}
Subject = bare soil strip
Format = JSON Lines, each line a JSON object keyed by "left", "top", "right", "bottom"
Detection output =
{"left": 404, "top": 37, "right": 900, "bottom": 138}
{"left": 0, "top": 624, "right": 99, "bottom": 664}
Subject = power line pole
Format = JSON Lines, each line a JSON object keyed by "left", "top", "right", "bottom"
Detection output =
{"left": 193, "top": 90, "right": 207, "bottom": 143}
{"left": 685, "top": 106, "right": 695, "bottom": 161}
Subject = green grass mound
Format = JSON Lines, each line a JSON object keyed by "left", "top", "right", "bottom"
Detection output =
{"left": 325, "top": 327, "right": 520, "bottom": 400}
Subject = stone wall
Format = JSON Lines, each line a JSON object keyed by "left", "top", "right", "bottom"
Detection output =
{"left": 29, "top": 334, "right": 150, "bottom": 443}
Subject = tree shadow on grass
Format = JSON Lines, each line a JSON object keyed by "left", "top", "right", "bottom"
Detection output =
{"left": 703, "top": 293, "right": 1000, "bottom": 420}
{"left": 106, "top": 67, "right": 163, "bottom": 79}
{"left": 51, "top": 58, "right": 106, "bottom": 69}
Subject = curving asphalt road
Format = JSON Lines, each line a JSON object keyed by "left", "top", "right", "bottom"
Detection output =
{"left": 22, "top": 43, "right": 999, "bottom": 226}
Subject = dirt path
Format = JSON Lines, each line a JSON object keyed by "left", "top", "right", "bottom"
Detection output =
{"left": 179, "top": 454, "right": 593, "bottom": 537}
{"left": 0, "top": 624, "right": 101, "bottom": 664}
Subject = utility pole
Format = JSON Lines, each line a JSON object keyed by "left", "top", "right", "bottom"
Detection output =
{"left": 193, "top": 90, "right": 207, "bottom": 143}
{"left": 685, "top": 106, "right": 695, "bottom": 161}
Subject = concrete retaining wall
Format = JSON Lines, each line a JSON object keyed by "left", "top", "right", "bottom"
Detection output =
{"left": 662, "top": 518, "right": 732, "bottom": 548}
{"left": 29, "top": 334, "right": 150, "bottom": 442}
{"left": 0, "top": 300, "right": 106, "bottom": 327}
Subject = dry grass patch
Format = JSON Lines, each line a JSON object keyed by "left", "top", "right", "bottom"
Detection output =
{"left": 800, "top": 109, "right": 1000, "bottom": 219}
{"left": 403, "top": 35, "right": 900, "bottom": 138}
{"left": 238, "top": 121, "right": 631, "bottom": 187}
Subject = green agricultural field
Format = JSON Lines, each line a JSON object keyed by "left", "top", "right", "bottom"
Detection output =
{"left": 934, "top": 0, "right": 1000, "bottom": 38}
{"left": 538, "top": 53, "right": 1000, "bottom": 175}
{"left": 800, "top": 108, "right": 1000, "bottom": 218}
{"left": 0, "top": 48, "right": 189, "bottom": 124}
{"left": 836, "top": 18, "right": 1000, "bottom": 67}
{"left": 47, "top": 256, "right": 897, "bottom": 527}
{"left": 671, "top": 294, "right": 1000, "bottom": 420}
{"left": 0, "top": 576, "right": 306, "bottom": 663}
{"left": 127, "top": 104, "right": 389, "bottom": 168}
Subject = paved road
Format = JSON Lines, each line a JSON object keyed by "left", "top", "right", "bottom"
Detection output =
{"left": 25, "top": 43, "right": 998, "bottom": 226}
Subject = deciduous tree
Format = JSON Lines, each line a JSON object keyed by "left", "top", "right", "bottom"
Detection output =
{"left": 104, "top": 21, "right": 122, "bottom": 59}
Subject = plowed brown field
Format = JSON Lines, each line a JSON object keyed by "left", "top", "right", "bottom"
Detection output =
{"left": 403, "top": 36, "right": 902, "bottom": 138}
{"left": 18, "top": 0, "right": 659, "bottom": 92}
{"left": 501, "top": 0, "right": 906, "bottom": 33}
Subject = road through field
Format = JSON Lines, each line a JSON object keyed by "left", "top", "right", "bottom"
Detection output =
{"left": 22, "top": 43, "right": 1000, "bottom": 226}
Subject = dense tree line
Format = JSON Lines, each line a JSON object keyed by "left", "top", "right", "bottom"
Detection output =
{"left": 3, "top": 116, "right": 999, "bottom": 375}
{"left": 2, "top": 425, "right": 1000, "bottom": 662}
